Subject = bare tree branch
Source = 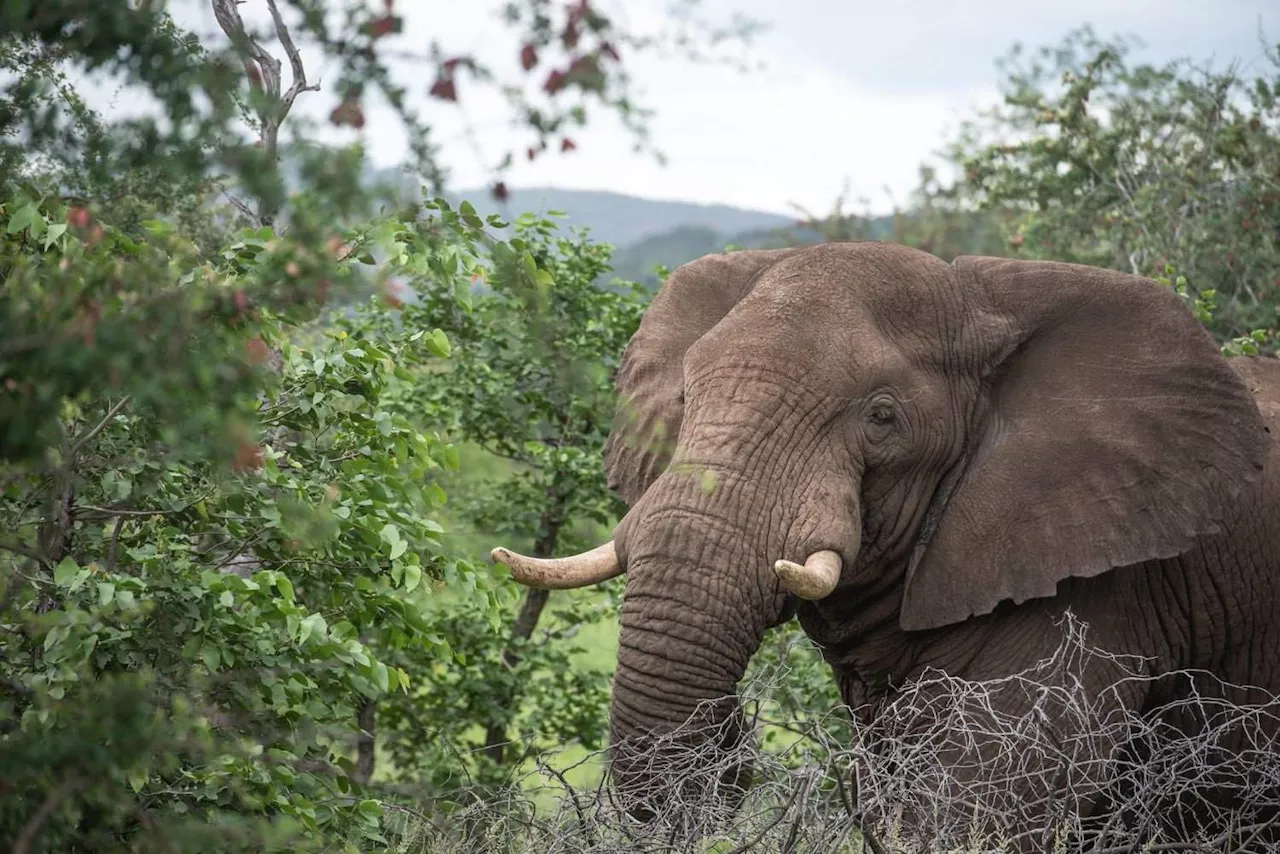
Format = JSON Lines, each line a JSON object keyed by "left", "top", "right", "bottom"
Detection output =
{"left": 391, "top": 614, "right": 1280, "bottom": 853}
{"left": 264, "top": 0, "right": 314, "bottom": 114}
{"left": 211, "top": 0, "right": 320, "bottom": 223}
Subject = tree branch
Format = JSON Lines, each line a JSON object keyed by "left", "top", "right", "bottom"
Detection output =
{"left": 70, "top": 396, "right": 131, "bottom": 458}
{"left": 13, "top": 775, "right": 82, "bottom": 854}
{"left": 211, "top": 0, "right": 320, "bottom": 223}
{"left": 353, "top": 698, "right": 376, "bottom": 785}
{"left": 0, "top": 538, "right": 48, "bottom": 565}
{"left": 264, "top": 0, "right": 315, "bottom": 115}
{"left": 106, "top": 515, "right": 126, "bottom": 572}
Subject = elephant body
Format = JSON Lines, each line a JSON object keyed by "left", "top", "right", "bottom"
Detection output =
{"left": 806, "top": 352, "right": 1280, "bottom": 712}
{"left": 492, "top": 242, "right": 1280, "bottom": 844}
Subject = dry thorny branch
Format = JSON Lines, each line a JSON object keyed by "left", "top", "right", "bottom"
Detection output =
{"left": 395, "top": 614, "right": 1280, "bottom": 853}
{"left": 212, "top": 0, "right": 320, "bottom": 223}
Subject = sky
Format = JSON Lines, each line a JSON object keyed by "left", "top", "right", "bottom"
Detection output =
{"left": 138, "top": 1, "right": 1280, "bottom": 215}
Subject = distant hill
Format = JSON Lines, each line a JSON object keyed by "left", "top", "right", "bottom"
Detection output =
{"left": 609, "top": 224, "right": 795, "bottom": 286}
{"left": 450, "top": 186, "right": 799, "bottom": 250}
{"left": 302, "top": 152, "right": 900, "bottom": 288}
{"left": 608, "top": 218, "right": 897, "bottom": 287}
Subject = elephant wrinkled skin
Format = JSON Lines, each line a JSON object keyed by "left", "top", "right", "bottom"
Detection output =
{"left": 492, "top": 241, "right": 1280, "bottom": 838}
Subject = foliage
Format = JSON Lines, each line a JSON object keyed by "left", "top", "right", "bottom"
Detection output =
{"left": 0, "top": 1, "right": 764, "bottom": 849}
{"left": 0, "top": 178, "right": 510, "bottom": 849}
{"left": 945, "top": 26, "right": 1280, "bottom": 347}
{"left": 412, "top": 213, "right": 644, "bottom": 543}
{"left": 376, "top": 211, "right": 648, "bottom": 789}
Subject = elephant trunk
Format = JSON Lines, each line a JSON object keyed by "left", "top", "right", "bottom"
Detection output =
{"left": 608, "top": 501, "right": 780, "bottom": 824}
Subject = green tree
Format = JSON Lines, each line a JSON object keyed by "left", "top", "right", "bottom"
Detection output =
{"left": 945, "top": 26, "right": 1280, "bottom": 346}
{"left": 375, "top": 212, "right": 646, "bottom": 789}
{"left": 0, "top": 183, "right": 494, "bottom": 850}
{"left": 0, "top": 1, "right": 761, "bottom": 849}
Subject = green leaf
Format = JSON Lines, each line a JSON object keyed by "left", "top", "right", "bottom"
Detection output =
{"left": 459, "top": 200, "right": 483, "bottom": 228}
{"left": 98, "top": 581, "right": 116, "bottom": 606}
{"left": 126, "top": 766, "right": 149, "bottom": 793}
{"left": 201, "top": 645, "right": 221, "bottom": 671}
{"left": 42, "top": 222, "right": 67, "bottom": 249}
{"left": 403, "top": 562, "right": 421, "bottom": 592}
{"left": 297, "top": 612, "right": 327, "bottom": 644}
{"left": 276, "top": 576, "right": 295, "bottom": 602}
{"left": 53, "top": 557, "right": 81, "bottom": 588}
{"left": 6, "top": 202, "right": 40, "bottom": 234}
{"left": 141, "top": 218, "right": 175, "bottom": 236}
{"left": 389, "top": 538, "right": 408, "bottom": 560}
{"left": 426, "top": 328, "right": 451, "bottom": 358}
{"left": 43, "top": 624, "right": 68, "bottom": 653}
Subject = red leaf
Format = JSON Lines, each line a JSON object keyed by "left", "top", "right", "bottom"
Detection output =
{"left": 561, "top": 137, "right": 577, "bottom": 153}
{"left": 562, "top": 20, "right": 580, "bottom": 49}
{"left": 329, "top": 100, "right": 366, "bottom": 128}
{"left": 245, "top": 336, "right": 271, "bottom": 364}
{"left": 367, "top": 15, "right": 401, "bottom": 39}
{"left": 568, "top": 54, "right": 598, "bottom": 77}
{"left": 527, "top": 146, "right": 539, "bottom": 161}
{"left": 429, "top": 76, "right": 458, "bottom": 102}
{"left": 327, "top": 235, "right": 351, "bottom": 260}
{"left": 492, "top": 182, "right": 509, "bottom": 202}
{"left": 67, "top": 206, "right": 91, "bottom": 229}
{"left": 381, "top": 280, "right": 406, "bottom": 309}
{"left": 520, "top": 43, "right": 539, "bottom": 71}
{"left": 543, "top": 69, "right": 567, "bottom": 95}
{"left": 232, "top": 442, "right": 265, "bottom": 473}
{"left": 599, "top": 41, "right": 619, "bottom": 62}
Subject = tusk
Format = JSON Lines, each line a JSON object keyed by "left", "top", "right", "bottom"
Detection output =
{"left": 490, "top": 540, "right": 622, "bottom": 590}
{"left": 773, "top": 550, "right": 842, "bottom": 600}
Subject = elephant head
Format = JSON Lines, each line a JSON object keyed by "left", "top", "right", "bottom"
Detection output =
{"left": 491, "top": 242, "right": 1268, "bottom": 820}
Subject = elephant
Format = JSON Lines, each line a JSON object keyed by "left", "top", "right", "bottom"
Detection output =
{"left": 490, "top": 241, "right": 1280, "bottom": 845}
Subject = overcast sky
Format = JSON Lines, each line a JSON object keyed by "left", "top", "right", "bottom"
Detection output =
{"left": 159, "top": 1, "right": 1279, "bottom": 215}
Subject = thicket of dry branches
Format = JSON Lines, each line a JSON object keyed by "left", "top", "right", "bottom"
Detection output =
{"left": 392, "top": 615, "right": 1280, "bottom": 853}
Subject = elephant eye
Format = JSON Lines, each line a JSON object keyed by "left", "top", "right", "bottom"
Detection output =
{"left": 867, "top": 404, "right": 896, "bottom": 427}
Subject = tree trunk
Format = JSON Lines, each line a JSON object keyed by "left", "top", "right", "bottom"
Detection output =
{"left": 480, "top": 499, "right": 564, "bottom": 764}
{"left": 353, "top": 698, "right": 376, "bottom": 784}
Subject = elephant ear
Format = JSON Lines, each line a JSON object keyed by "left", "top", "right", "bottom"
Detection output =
{"left": 900, "top": 256, "right": 1270, "bottom": 632}
{"left": 604, "top": 248, "right": 803, "bottom": 505}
